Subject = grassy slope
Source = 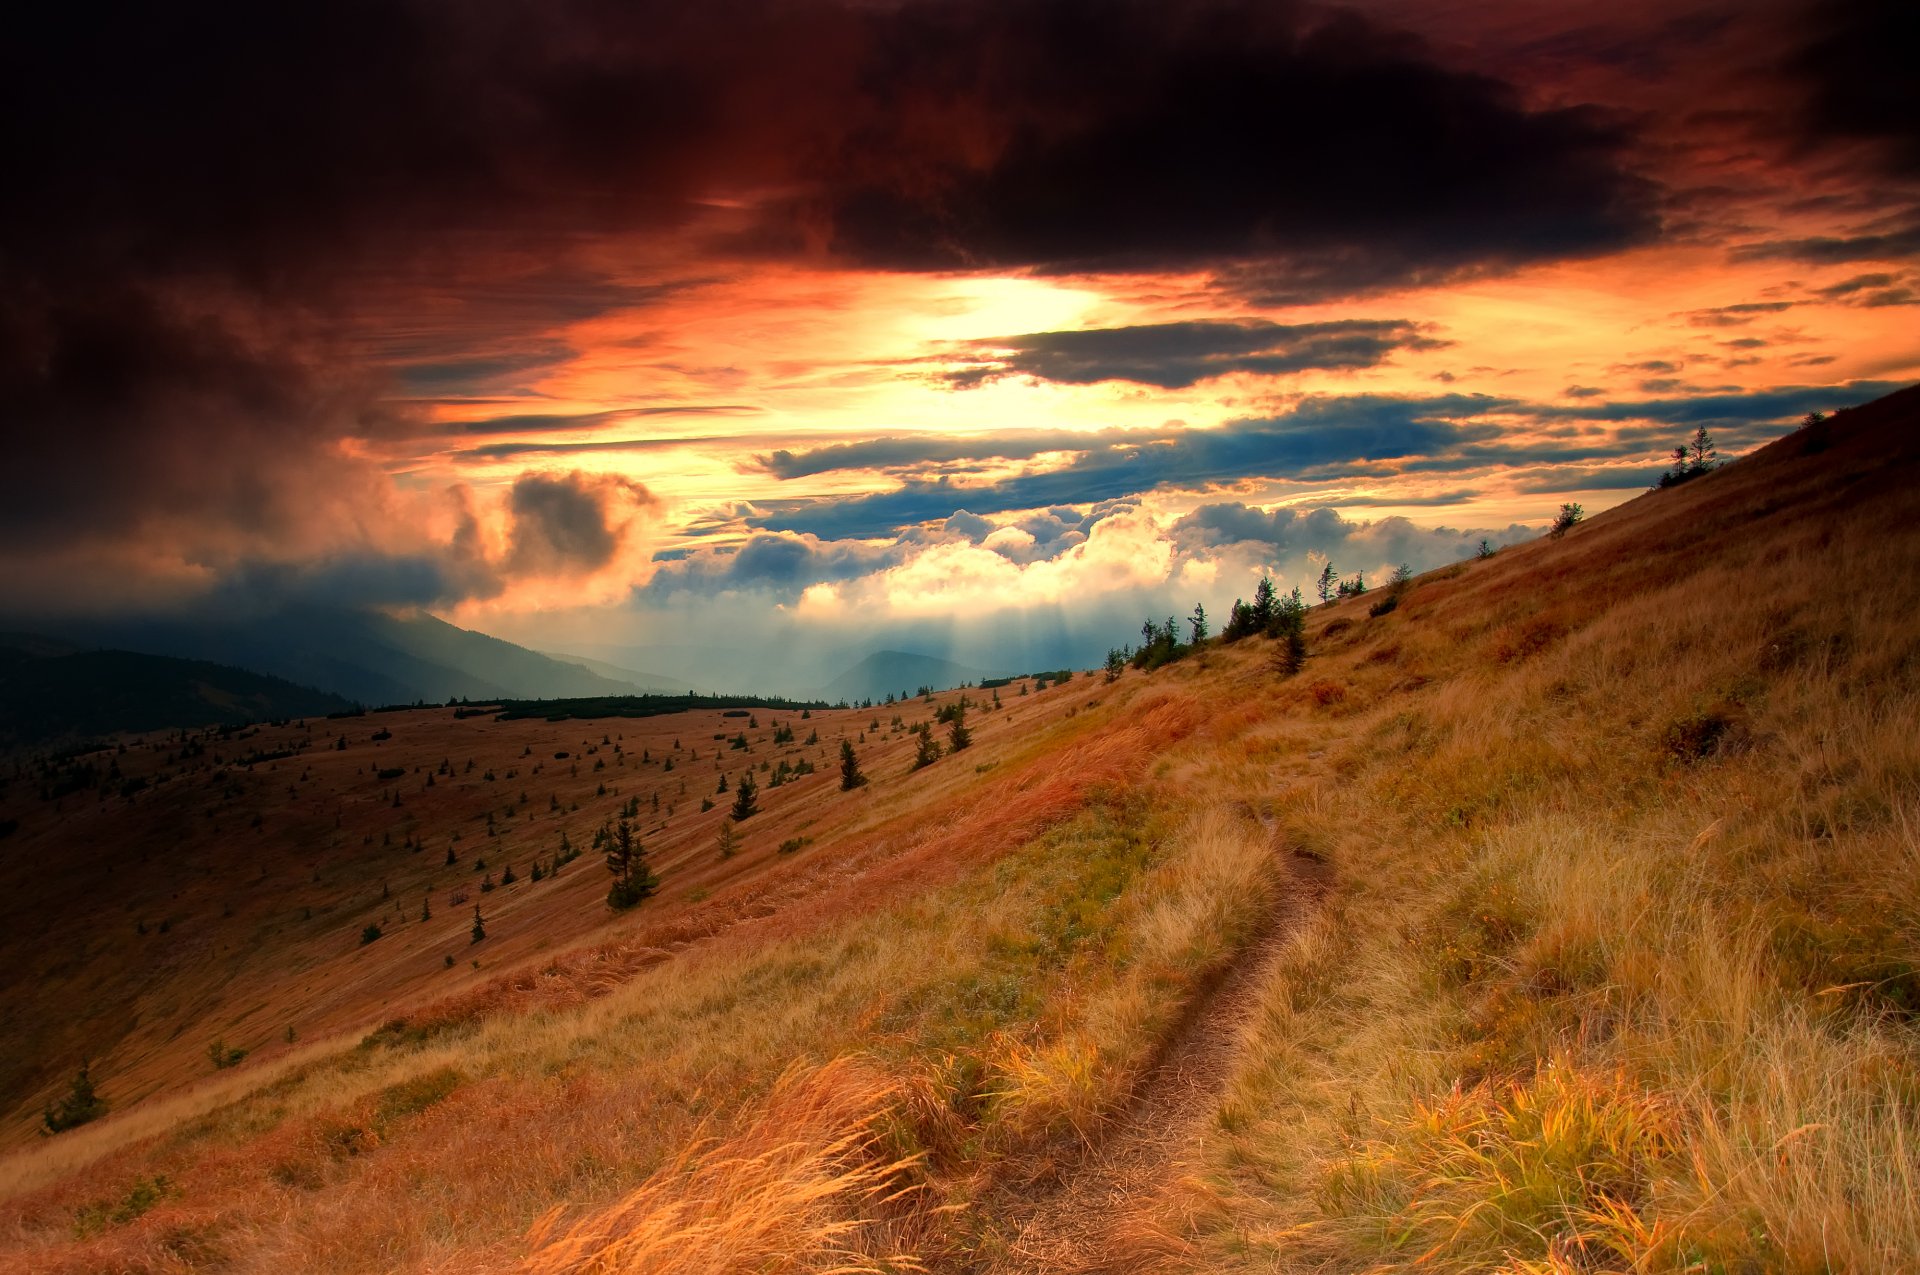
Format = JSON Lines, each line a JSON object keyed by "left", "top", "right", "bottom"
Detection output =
{"left": 1171, "top": 388, "right": 1920, "bottom": 1273}
{"left": 0, "top": 389, "right": 1916, "bottom": 1271}
{"left": 0, "top": 647, "right": 353, "bottom": 746}
{"left": 0, "top": 679, "right": 1104, "bottom": 1146}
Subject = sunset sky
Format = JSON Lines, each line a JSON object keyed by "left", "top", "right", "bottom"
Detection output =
{"left": 3, "top": 0, "right": 1915, "bottom": 687}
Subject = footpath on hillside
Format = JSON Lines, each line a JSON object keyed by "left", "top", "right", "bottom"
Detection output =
{"left": 987, "top": 838, "right": 1330, "bottom": 1274}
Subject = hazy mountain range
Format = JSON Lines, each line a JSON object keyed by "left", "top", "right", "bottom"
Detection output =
{"left": 0, "top": 610, "right": 1006, "bottom": 742}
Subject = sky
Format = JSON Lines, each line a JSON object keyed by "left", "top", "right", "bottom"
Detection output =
{"left": 2, "top": 0, "right": 1915, "bottom": 688}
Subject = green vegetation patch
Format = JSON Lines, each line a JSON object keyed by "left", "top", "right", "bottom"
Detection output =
{"left": 73, "top": 1175, "right": 171, "bottom": 1236}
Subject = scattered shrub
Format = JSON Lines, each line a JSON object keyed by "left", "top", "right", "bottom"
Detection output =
{"left": 42, "top": 1063, "right": 107, "bottom": 1134}
{"left": 73, "top": 1175, "right": 170, "bottom": 1235}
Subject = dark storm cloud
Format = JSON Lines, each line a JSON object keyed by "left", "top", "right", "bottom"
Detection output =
{"left": 1729, "top": 222, "right": 1920, "bottom": 264}
{"left": 3, "top": 0, "right": 1664, "bottom": 302}
{"left": 752, "top": 380, "right": 1902, "bottom": 538}
{"left": 442, "top": 406, "right": 762, "bottom": 437}
{"left": 808, "top": 2, "right": 1659, "bottom": 293}
{"left": 454, "top": 436, "right": 738, "bottom": 461}
{"left": 506, "top": 471, "right": 656, "bottom": 576}
{"left": 1787, "top": 0, "right": 1920, "bottom": 180}
{"left": 1814, "top": 273, "right": 1897, "bottom": 298}
{"left": 1530, "top": 381, "right": 1901, "bottom": 426}
{"left": 205, "top": 553, "right": 489, "bottom": 613}
{"left": 640, "top": 533, "right": 906, "bottom": 601}
{"left": 942, "top": 319, "right": 1445, "bottom": 389}
{"left": 757, "top": 430, "right": 1111, "bottom": 480}
{"left": 1683, "top": 302, "right": 1796, "bottom": 327}
{"left": 0, "top": 286, "right": 402, "bottom": 552}
{"left": 758, "top": 395, "right": 1513, "bottom": 537}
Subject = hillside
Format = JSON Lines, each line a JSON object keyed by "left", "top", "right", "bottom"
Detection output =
{"left": 0, "top": 644, "right": 353, "bottom": 747}
{"left": 55, "top": 607, "right": 646, "bottom": 706}
{"left": 0, "top": 388, "right": 1916, "bottom": 1272}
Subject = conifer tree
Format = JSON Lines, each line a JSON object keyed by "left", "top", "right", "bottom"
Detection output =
{"left": 947, "top": 705, "right": 972, "bottom": 752}
{"left": 42, "top": 1061, "right": 108, "bottom": 1133}
{"left": 604, "top": 817, "right": 659, "bottom": 908}
{"left": 470, "top": 905, "right": 486, "bottom": 944}
{"left": 839, "top": 739, "right": 867, "bottom": 790}
{"left": 730, "top": 771, "right": 759, "bottom": 821}
{"left": 1251, "top": 575, "right": 1277, "bottom": 628}
{"left": 912, "top": 724, "right": 941, "bottom": 770}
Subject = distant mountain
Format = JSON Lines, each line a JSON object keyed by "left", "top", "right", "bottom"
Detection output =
{"left": 53, "top": 607, "right": 645, "bottom": 707}
{"left": 539, "top": 651, "right": 707, "bottom": 694}
{"left": 556, "top": 641, "right": 821, "bottom": 696}
{"left": 0, "top": 642, "right": 352, "bottom": 746}
{"left": 815, "top": 650, "right": 1000, "bottom": 704}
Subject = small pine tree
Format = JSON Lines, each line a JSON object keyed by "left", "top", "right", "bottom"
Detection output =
{"left": 839, "top": 740, "right": 867, "bottom": 790}
{"left": 717, "top": 822, "right": 738, "bottom": 859}
{"left": 1188, "top": 602, "right": 1208, "bottom": 644}
{"left": 1549, "top": 502, "right": 1584, "bottom": 539}
{"left": 42, "top": 1062, "right": 107, "bottom": 1134}
{"left": 501, "top": 863, "right": 516, "bottom": 885}
{"left": 420, "top": 895, "right": 431, "bottom": 922}
{"left": 730, "top": 772, "right": 759, "bottom": 822}
{"left": 470, "top": 905, "right": 486, "bottom": 944}
{"left": 1316, "top": 561, "right": 1337, "bottom": 604}
{"left": 1798, "top": 410, "right": 1831, "bottom": 455}
{"left": 1273, "top": 587, "right": 1308, "bottom": 675}
{"left": 604, "top": 816, "right": 658, "bottom": 908}
{"left": 947, "top": 706, "right": 972, "bottom": 752}
{"left": 1477, "top": 538, "right": 1496, "bottom": 559}
{"left": 911, "top": 724, "right": 941, "bottom": 770}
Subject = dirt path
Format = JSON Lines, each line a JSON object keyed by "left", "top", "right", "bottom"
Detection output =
{"left": 986, "top": 844, "right": 1328, "bottom": 1274}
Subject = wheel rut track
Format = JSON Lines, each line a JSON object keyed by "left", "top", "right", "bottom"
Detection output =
{"left": 982, "top": 839, "right": 1330, "bottom": 1275}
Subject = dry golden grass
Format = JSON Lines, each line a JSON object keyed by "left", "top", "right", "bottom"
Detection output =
{"left": 0, "top": 655, "right": 1285, "bottom": 1270}
{"left": 515, "top": 1057, "right": 928, "bottom": 1275}
{"left": 1163, "top": 387, "right": 1920, "bottom": 1273}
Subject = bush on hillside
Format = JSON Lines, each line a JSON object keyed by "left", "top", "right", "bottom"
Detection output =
{"left": 41, "top": 1063, "right": 106, "bottom": 1134}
